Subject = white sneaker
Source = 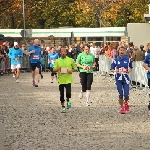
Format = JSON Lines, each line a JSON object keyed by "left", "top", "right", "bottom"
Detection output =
{"left": 79, "top": 91, "right": 83, "bottom": 99}
{"left": 13, "top": 74, "right": 15, "bottom": 78}
{"left": 86, "top": 102, "right": 90, "bottom": 106}
{"left": 16, "top": 79, "right": 19, "bottom": 83}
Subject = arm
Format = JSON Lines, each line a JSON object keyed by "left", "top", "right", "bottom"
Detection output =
{"left": 128, "top": 58, "right": 133, "bottom": 73}
{"left": 24, "top": 47, "right": 34, "bottom": 56}
{"left": 68, "top": 59, "right": 77, "bottom": 74}
{"left": 53, "top": 60, "right": 60, "bottom": 72}
{"left": 142, "top": 55, "right": 150, "bottom": 72}
{"left": 110, "top": 59, "right": 117, "bottom": 73}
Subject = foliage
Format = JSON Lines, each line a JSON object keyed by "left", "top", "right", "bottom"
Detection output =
{"left": 0, "top": 0, "right": 150, "bottom": 28}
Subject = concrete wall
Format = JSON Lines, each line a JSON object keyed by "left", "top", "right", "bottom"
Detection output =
{"left": 127, "top": 23, "right": 150, "bottom": 48}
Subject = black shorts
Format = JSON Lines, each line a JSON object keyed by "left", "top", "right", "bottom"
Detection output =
{"left": 30, "top": 62, "right": 41, "bottom": 71}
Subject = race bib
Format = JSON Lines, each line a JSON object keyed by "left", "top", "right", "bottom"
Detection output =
{"left": 60, "top": 68, "right": 68, "bottom": 74}
{"left": 33, "top": 55, "right": 39, "bottom": 59}
{"left": 119, "top": 67, "right": 127, "bottom": 73}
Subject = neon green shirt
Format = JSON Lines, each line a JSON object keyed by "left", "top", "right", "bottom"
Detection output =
{"left": 76, "top": 52, "right": 95, "bottom": 73}
{"left": 53, "top": 56, "right": 77, "bottom": 85}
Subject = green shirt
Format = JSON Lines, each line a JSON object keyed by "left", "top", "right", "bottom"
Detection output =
{"left": 76, "top": 52, "right": 95, "bottom": 73}
{"left": 53, "top": 56, "right": 77, "bottom": 85}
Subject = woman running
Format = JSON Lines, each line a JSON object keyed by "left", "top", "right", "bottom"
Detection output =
{"left": 111, "top": 46, "right": 133, "bottom": 114}
{"left": 76, "top": 44, "right": 95, "bottom": 106}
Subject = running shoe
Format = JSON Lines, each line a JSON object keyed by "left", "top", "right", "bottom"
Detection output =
{"left": 32, "top": 80, "right": 35, "bottom": 87}
{"left": 67, "top": 101, "right": 72, "bottom": 109}
{"left": 16, "top": 79, "right": 19, "bottom": 83}
{"left": 79, "top": 91, "right": 83, "bottom": 99}
{"left": 86, "top": 102, "right": 90, "bottom": 106}
{"left": 41, "top": 74, "right": 43, "bottom": 79}
{"left": 35, "top": 85, "right": 38, "bottom": 87}
{"left": 124, "top": 103, "right": 129, "bottom": 111}
{"left": 120, "top": 107, "right": 125, "bottom": 114}
{"left": 61, "top": 107, "right": 66, "bottom": 113}
{"left": 13, "top": 74, "right": 16, "bottom": 78}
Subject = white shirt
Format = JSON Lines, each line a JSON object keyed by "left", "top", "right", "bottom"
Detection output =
{"left": 90, "top": 47, "right": 98, "bottom": 58}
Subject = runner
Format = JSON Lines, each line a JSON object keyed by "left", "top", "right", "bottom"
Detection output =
{"left": 25, "top": 39, "right": 42, "bottom": 87}
{"left": 142, "top": 51, "right": 150, "bottom": 110}
{"left": 53, "top": 47, "right": 77, "bottom": 113}
{"left": 8, "top": 42, "right": 23, "bottom": 83}
{"left": 48, "top": 47, "right": 59, "bottom": 83}
{"left": 76, "top": 44, "right": 95, "bottom": 106}
{"left": 110, "top": 46, "right": 133, "bottom": 114}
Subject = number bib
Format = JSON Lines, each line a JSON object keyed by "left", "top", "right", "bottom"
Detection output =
{"left": 60, "top": 68, "right": 68, "bottom": 74}
{"left": 118, "top": 67, "right": 127, "bottom": 73}
{"left": 33, "top": 55, "right": 39, "bottom": 59}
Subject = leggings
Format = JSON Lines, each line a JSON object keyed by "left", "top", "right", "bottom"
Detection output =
{"left": 116, "top": 79, "right": 129, "bottom": 99}
{"left": 59, "top": 83, "right": 71, "bottom": 103}
{"left": 80, "top": 72, "right": 93, "bottom": 92}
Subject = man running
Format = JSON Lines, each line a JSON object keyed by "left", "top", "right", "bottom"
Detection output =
{"left": 8, "top": 42, "right": 23, "bottom": 83}
{"left": 53, "top": 47, "right": 77, "bottom": 113}
{"left": 48, "top": 47, "right": 59, "bottom": 83}
{"left": 25, "top": 39, "right": 42, "bottom": 87}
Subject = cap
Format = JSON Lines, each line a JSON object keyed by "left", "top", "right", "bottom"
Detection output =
{"left": 14, "top": 42, "right": 18, "bottom": 46}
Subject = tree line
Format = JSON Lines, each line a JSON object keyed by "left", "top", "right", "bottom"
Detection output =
{"left": 0, "top": 0, "right": 150, "bottom": 29}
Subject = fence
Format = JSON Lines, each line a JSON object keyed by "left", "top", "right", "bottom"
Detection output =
{"left": 99, "top": 55, "right": 148, "bottom": 88}
{"left": 0, "top": 55, "right": 51, "bottom": 74}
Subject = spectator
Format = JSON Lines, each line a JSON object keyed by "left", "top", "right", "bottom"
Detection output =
{"left": 132, "top": 46, "right": 145, "bottom": 61}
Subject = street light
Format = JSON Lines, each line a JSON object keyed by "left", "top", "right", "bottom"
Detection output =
{"left": 22, "top": 0, "right": 26, "bottom": 37}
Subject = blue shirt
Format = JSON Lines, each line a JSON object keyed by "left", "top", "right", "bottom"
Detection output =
{"left": 28, "top": 45, "right": 42, "bottom": 63}
{"left": 111, "top": 55, "right": 132, "bottom": 82}
{"left": 143, "top": 53, "right": 150, "bottom": 79}
{"left": 48, "top": 52, "right": 59, "bottom": 67}
{"left": 8, "top": 48, "right": 23, "bottom": 65}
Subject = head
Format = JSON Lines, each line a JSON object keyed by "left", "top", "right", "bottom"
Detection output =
{"left": 60, "top": 47, "right": 67, "bottom": 58}
{"left": 51, "top": 47, "right": 55, "bottom": 53}
{"left": 140, "top": 45, "right": 144, "bottom": 50}
{"left": 14, "top": 42, "right": 19, "bottom": 49}
{"left": 21, "top": 44, "right": 26, "bottom": 50}
{"left": 92, "top": 42, "right": 96, "bottom": 48}
{"left": 119, "top": 46, "right": 126, "bottom": 57}
{"left": 33, "top": 39, "right": 39, "bottom": 46}
{"left": 83, "top": 44, "right": 90, "bottom": 54}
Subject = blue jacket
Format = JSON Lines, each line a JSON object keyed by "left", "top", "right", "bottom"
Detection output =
{"left": 8, "top": 47, "right": 23, "bottom": 65}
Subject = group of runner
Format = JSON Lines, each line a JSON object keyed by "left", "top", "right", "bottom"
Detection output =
{"left": 8, "top": 39, "right": 150, "bottom": 114}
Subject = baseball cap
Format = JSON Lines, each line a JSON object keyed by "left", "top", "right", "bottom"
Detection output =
{"left": 14, "top": 42, "right": 18, "bottom": 46}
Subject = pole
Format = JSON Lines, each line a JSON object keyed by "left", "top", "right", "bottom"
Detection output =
{"left": 23, "top": 0, "right": 25, "bottom": 38}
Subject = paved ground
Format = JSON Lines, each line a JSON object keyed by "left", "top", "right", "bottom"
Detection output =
{"left": 0, "top": 72, "right": 150, "bottom": 150}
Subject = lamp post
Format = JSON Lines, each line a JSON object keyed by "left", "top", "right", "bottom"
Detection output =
{"left": 22, "top": 0, "right": 26, "bottom": 37}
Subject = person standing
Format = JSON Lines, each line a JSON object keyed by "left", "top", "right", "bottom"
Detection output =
{"left": 8, "top": 42, "right": 23, "bottom": 83}
{"left": 53, "top": 47, "right": 77, "bottom": 113}
{"left": 25, "top": 39, "right": 42, "bottom": 87}
{"left": 111, "top": 46, "right": 133, "bottom": 114}
{"left": 48, "top": 47, "right": 59, "bottom": 83}
{"left": 76, "top": 44, "right": 95, "bottom": 106}
{"left": 90, "top": 42, "right": 99, "bottom": 74}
